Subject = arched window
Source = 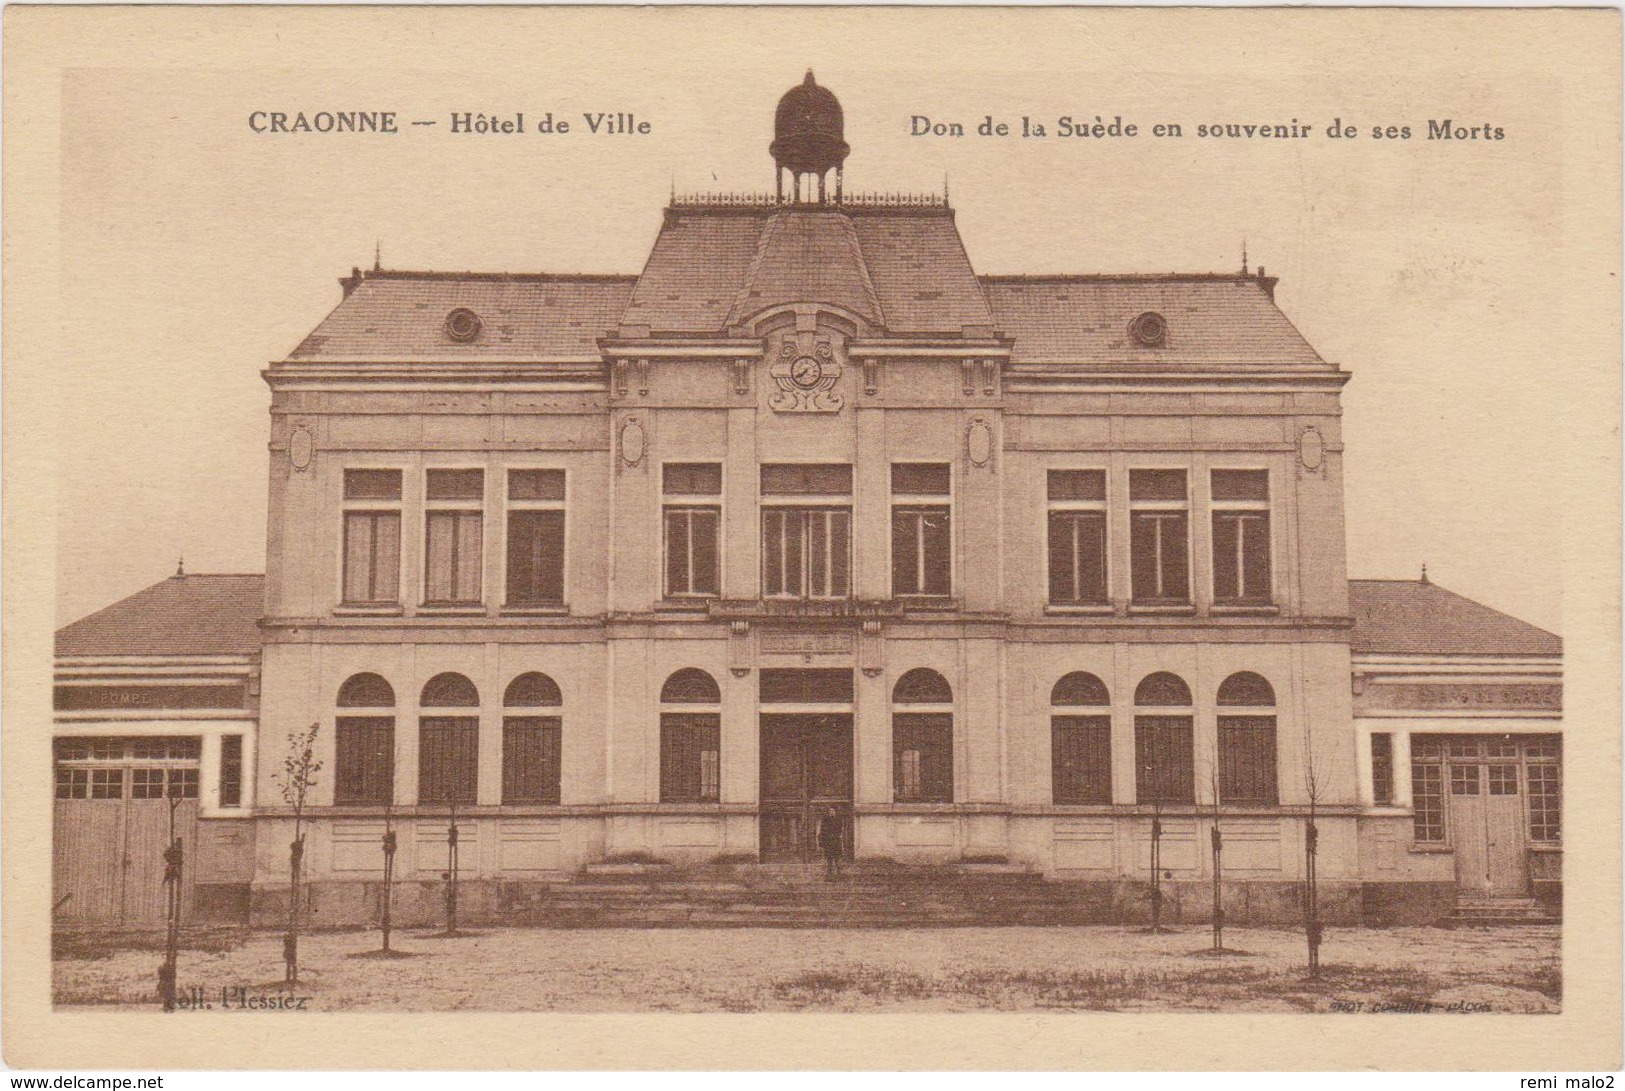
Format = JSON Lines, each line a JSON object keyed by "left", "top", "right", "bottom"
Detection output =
{"left": 1133, "top": 672, "right": 1193, "bottom": 804}
{"left": 660, "top": 668, "right": 721, "bottom": 705}
{"left": 335, "top": 673, "right": 394, "bottom": 805}
{"left": 1217, "top": 671, "right": 1275, "bottom": 707}
{"left": 503, "top": 673, "right": 561, "bottom": 804}
{"left": 893, "top": 669, "right": 953, "bottom": 802}
{"left": 660, "top": 670, "right": 720, "bottom": 802}
{"left": 892, "top": 668, "right": 953, "bottom": 705}
{"left": 419, "top": 673, "right": 478, "bottom": 805}
{"left": 1051, "top": 671, "right": 1109, "bottom": 707}
{"left": 504, "top": 672, "right": 562, "bottom": 708}
{"left": 337, "top": 672, "right": 394, "bottom": 708}
{"left": 1052, "top": 673, "right": 1110, "bottom": 804}
{"left": 420, "top": 672, "right": 479, "bottom": 708}
{"left": 1134, "top": 671, "right": 1193, "bottom": 707}
{"left": 1217, "top": 672, "right": 1278, "bottom": 805}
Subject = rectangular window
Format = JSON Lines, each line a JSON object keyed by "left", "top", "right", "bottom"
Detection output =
{"left": 131, "top": 767, "right": 167, "bottom": 799}
{"left": 1370, "top": 733, "right": 1394, "bottom": 805}
{"left": 424, "top": 469, "right": 484, "bottom": 605}
{"left": 342, "top": 470, "right": 402, "bottom": 605}
{"left": 1048, "top": 470, "right": 1108, "bottom": 606}
{"left": 1450, "top": 763, "right": 1480, "bottom": 796}
{"left": 663, "top": 463, "right": 721, "bottom": 598}
{"left": 1052, "top": 715, "right": 1112, "bottom": 804}
{"left": 55, "top": 767, "right": 88, "bottom": 800}
{"left": 506, "top": 469, "right": 566, "bottom": 607}
{"left": 660, "top": 713, "right": 721, "bottom": 803}
{"left": 502, "top": 716, "right": 561, "bottom": 804}
{"left": 418, "top": 717, "right": 478, "bottom": 805}
{"left": 893, "top": 713, "right": 953, "bottom": 803}
{"left": 1527, "top": 762, "right": 1561, "bottom": 841}
{"left": 219, "top": 735, "right": 243, "bottom": 807}
{"left": 1411, "top": 762, "right": 1445, "bottom": 841}
{"left": 90, "top": 768, "right": 123, "bottom": 799}
{"left": 759, "top": 668, "right": 855, "bottom": 704}
{"left": 1212, "top": 470, "right": 1272, "bottom": 604}
{"left": 1218, "top": 716, "right": 1278, "bottom": 804}
{"left": 1129, "top": 470, "right": 1189, "bottom": 604}
{"left": 762, "top": 508, "right": 851, "bottom": 599}
{"left": 1487, "top": 763, "right": 1518, "bottom": 795}
{"left": 760, "top": 463, "right": 853, "bottom": 496}
{"left": 1134, "top": 715, "right": 1195, "bottom": 804}
{"left": 334, "top": 717, "right": 394, "bottom": 806}
{"left": 891, "top": 463, "right": 951, "bottom": 597}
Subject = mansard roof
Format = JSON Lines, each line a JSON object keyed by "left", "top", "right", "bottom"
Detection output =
{"left": 287, "top": 271, "right": 635, "bottom": 360}
{"left": 56, "top": 574, "right": 265, "bottom": 658}
{"left": 1348, "top": 578, "right": 1562, "bottom": 658}
{"left": 278, "top": 204, "right": 1335, "bottom": 365}
{"left": 981, "top": 275, "right": 1326, "bottom": 367}
{"left": 621, "top": 204, "right": 994, "bottom": 335}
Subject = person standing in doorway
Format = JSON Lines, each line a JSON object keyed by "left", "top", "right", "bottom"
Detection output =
{"left": 818, "top": 808, "right": 844, "bottom": 880}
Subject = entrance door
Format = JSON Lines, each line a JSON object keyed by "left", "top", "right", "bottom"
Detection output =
{"left": 1442, "top": 744, "right": 1531, "bottom": 896}
{"left": 759, "top": 714, "right": 853, "bottom": 861}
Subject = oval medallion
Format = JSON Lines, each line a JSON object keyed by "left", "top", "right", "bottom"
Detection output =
{"left": 967, "top": 417, "right": 993, "bottom": 467}
{"left": 620, "top": 417, "right": 645, "bottom": 465}
{"left": 289, "top": 425, "right": 313, "bottom": 472}
{"left": 1298, "top": 426, "right": 1324, "bottom": 471}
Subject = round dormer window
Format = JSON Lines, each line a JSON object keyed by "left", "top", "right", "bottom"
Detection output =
{"left": 444, "top": 308, "right": 483, "bottom": 343}
{"left": 1129, "top": 311, "right": 1167, "bottom": 347}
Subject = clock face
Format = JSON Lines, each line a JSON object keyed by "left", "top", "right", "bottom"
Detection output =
{"left": 789, "top": 355, "right": 824, "bottom": 389}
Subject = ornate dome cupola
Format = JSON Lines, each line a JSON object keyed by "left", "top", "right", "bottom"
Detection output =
{"left": 771, "top": 70, "right": 850, "bottom": 204}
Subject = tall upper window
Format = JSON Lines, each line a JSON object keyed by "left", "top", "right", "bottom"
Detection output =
{"left": 1051, "top": 672, "right": 1111, "bottom": 804}
{"left": 761, "top": 464, "right": 852, "bottom": 600}
{"left": 1130, "top": 470, "right": 1189, "bottom": 605}
{"left": 1134, "top": 671, "right": 1194, "bottom": 804}
{"left": 1211, "top": 470, "right": 1272, "bottom": 605}
{"left": 891, "top": 463, "right": 951, "bottom": 597}
{"left": 892, "top": 669, "right": 954, "bottom": 803}
{"left": 424, "top": 469, "right": 484, "bottom": 605}
{"left": 1216, "top": 671, "right": 1278, "bottom": 805}
{"left": 335, "top": 672, "right": 395, "bottom": 806}
{"left": 663, "top": 463, "right": 721, "bottom": 599}
{"left": 419, "top": 672, "right": 478, "bottom": 805}
{"left": 503, "top": 672, "right": 562, "bottom": 805}
{"left": 659, "top": 669, "right": 721, "bottom": 803}
{"left": 1047, "top": 470, "right": 1108, "bottom": 606}
{"left": 341, "top": 469, "right": 402, "bottom": 605}
{"left": 506, "top": 469, "right": 566, "bottom": 607}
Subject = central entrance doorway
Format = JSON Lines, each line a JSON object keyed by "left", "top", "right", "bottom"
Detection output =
{"left": 759, "top": 714, "right": 853, "bottom": 861}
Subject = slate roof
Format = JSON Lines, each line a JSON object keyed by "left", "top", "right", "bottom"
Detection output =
{"left": 1348, "top": 579, "right": 1561, "bottom": 657}
{"left": 982, "top": 275, "right": 1326, "bottom": 367}
{"left": 56, "top": 574, "right": 265, "bottom": 658}
{"left": 287, "top": 273, "right": 635, "bottom": 360}
{"left": 623, "top": 206, "right": 995, "bottom": 334}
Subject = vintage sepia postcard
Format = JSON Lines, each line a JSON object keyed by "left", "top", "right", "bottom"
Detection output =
{"left": 3, "top": 4, "right": 1620, "bottom": 1073}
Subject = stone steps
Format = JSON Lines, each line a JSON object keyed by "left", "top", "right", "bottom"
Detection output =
{"left": 489, "top": 864, "right": 1104, "bottom": 928}
{"left": 1443, "top": 897, "right": 1560, "bottom": 927}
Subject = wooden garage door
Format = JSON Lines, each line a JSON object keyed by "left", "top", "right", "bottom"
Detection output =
{"left": 53, "top": 737, "right": 200, "bottom": 927}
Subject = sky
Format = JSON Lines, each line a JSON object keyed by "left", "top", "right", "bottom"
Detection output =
{"left": 49, "top": 9, "right": 1593, "bottom": 635}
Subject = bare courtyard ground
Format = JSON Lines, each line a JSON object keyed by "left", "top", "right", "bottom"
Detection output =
{"left": 53, "top": 924, "right": 1560, "bottom": 1013}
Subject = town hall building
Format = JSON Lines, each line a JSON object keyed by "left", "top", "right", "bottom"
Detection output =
{"left": 53, "top": 73, "right": 1562, "bottom": 929}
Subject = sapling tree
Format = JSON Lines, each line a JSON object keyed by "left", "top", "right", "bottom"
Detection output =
{"left": 276, "top": 722, "right": 322, "bottom": 984}
{"left": 1301, "top": 717, "right": 1329, "bottom": 978}
{"left": 1209, "top": 759, "right": 1225, "bottom": 952}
